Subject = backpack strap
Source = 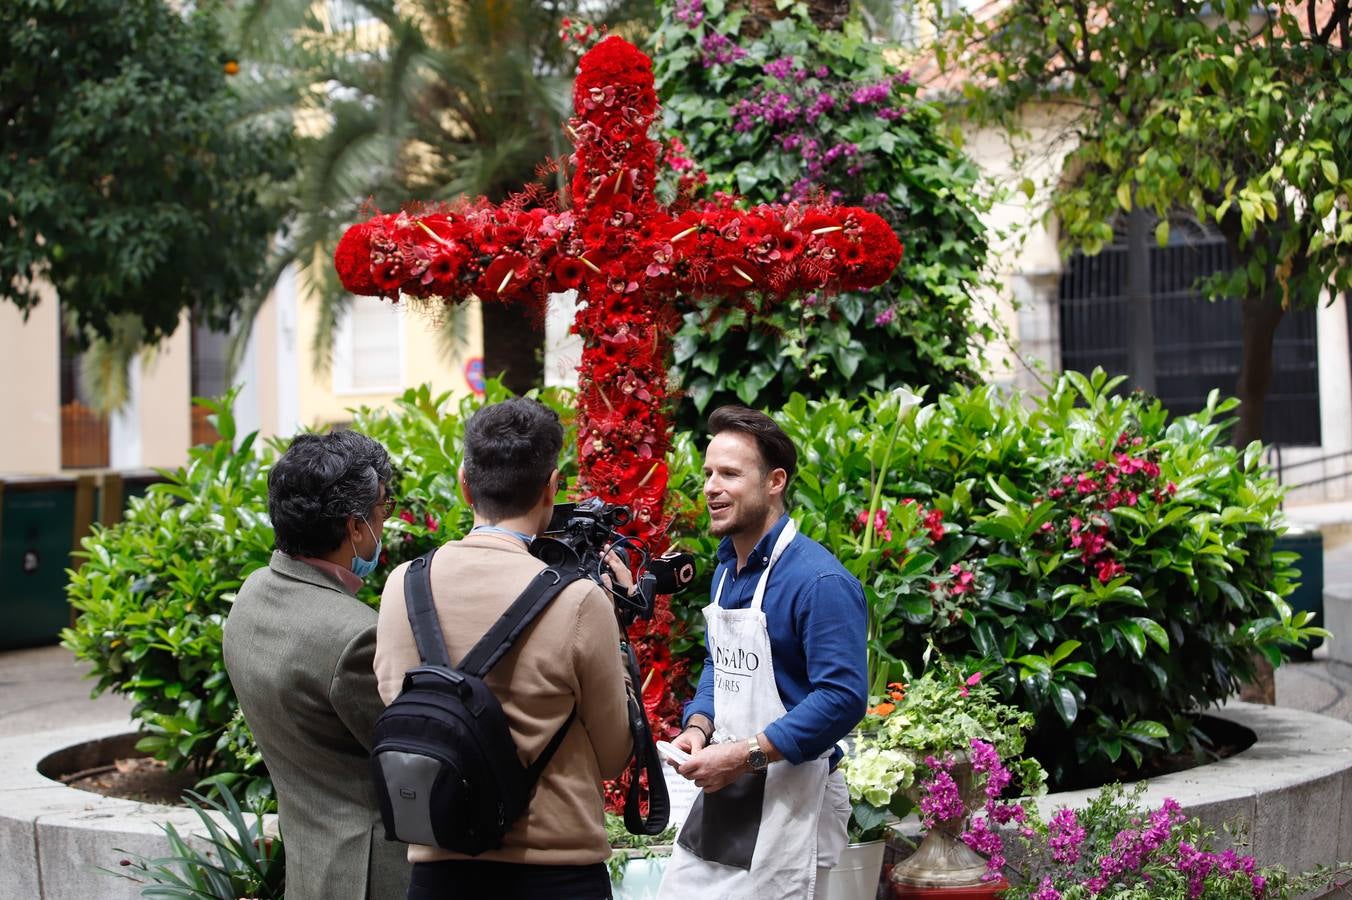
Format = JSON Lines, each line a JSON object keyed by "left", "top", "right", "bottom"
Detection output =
{"left": 526, "top": 705, "right": 578, "bottom": 782}
{"left": 458, "top": 567, "right": 584, "bottom": 678}
{"left": 404, "top": 551, "right": 451, "bottom": 668}
{"left": 403, "top": 555, "right": 583, "bottom": 781}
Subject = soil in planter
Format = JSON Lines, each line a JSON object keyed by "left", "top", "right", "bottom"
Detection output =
{"left": 62, "top": 757, "right": 199, "bottom": 806}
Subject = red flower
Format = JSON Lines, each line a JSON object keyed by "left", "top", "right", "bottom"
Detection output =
{"left": 334, "top": 223, "right": 378, "bottom": 295}
{"left": 1096, "top": 558, "right": 1126, "bottom": 583}
{"left": 372, "top": 260, "right": 405, "bottom": 294}
{"left": 551, "top": 257, "right": 587, "bottom": 290}
{"left": 924, "top": 508, "right": 945, "bottom": 542}
{"left": 425, "top": 251, "right": 461, "bottom": 292}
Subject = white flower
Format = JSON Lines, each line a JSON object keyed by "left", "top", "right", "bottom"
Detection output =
{"left": 891, "top": 386, "right": 924, "bottom": 416}
{"left": 842, "top": 745, "right": 917, "bottom": 808}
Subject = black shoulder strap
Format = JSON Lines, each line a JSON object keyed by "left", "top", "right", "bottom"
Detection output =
{"left": 459, "top": 567, "right": 584, "bottom": 677}
{"left": 621, "top": 639, "right": 671, "bottom": 835}
{"left": 404, "top": 551, "right": 451, "bottom": 667}
{"left": 527, "top": 706, "right": 578, "bottom": 782}
{"left": 402, "top": 555, "right": 583, "bottom": 782}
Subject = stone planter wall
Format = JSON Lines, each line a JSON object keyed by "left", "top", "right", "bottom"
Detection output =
{"left": 0, "top": 720, "right": 265, "bottom": 900}
{"left": 4, "top": 701, "right": 1352, "bottom": 899}
{"left": 884, "top": 701, "right": 1352, "bottom": 893}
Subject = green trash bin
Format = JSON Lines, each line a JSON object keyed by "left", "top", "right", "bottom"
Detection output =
{"left": 0, "top": 476, "right": 96, "bottom": 650}
{"left": 1274, "top": 528, "right": 1324, "bottom": 660}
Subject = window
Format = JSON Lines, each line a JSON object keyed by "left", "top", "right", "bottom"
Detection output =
{"left": 333, "top": 297, "right": 403, "bottom": 394}
{"left": 59, "top": 318, "right": 109, "bottom": 469}
{"left": 190, "top": 320, "right": 231, "bottom": 446}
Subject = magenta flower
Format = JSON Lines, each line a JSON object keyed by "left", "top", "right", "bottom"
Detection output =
{"left": 1031, "top": 877, "right": 1062, "bottom": 900}
{"left": 1048, "top": 808, "right": 1086, "bottom": 864}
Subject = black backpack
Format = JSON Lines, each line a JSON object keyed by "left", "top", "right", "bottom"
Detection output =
{"left": 371, "top": 550, "right": 584, "bottom": 855}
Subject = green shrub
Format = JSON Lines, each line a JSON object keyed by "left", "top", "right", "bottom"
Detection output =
{"left": 654, "top": 1, "right": 994, "bottom": 426}
{"left": 772, "top": 370, "right": 1321, "bottom": 785}
{"left": 62, "top": 384, "right": 571, "bottom": 795}
{"left": 63, "top": 394, "right": 277, "bottom": 782}
{"left": 66, "top": 373, "right": 1317, "bottom": 795}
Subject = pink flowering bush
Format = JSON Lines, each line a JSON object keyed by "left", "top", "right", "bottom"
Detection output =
{"left": 936, "top": 752, "right": 1352, "bottom": 898}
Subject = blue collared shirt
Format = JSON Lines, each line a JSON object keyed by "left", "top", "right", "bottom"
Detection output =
{"left": 683, "top": 514, "right": 868, "bottom": 766}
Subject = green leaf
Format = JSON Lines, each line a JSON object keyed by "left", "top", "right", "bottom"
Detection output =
{"left": 1051, "top": 685, "right": 1079, "bottom": 726}
{"left": 1129, "top": 616, "right": 1170, "bottom": 652}
{"left": 1013, "top": 654, "right": 1054, "bottom": 676}
{"left": 1117, "top": 620, "right": 1148, "bottom": 657}
{"left": 1048, "top": 639, "right": 1081, "bottom": 665}
{"left": 1123, "top": 719, "right": 1169, "bottom": 740}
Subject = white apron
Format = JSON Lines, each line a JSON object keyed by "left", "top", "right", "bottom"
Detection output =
{"left": 658, "top": 520, "right": 831, "bottom": 899}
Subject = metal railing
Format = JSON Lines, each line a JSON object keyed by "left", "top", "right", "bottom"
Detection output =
{"left": 1266, "top": 444, "right": 1352, "bottom": 493}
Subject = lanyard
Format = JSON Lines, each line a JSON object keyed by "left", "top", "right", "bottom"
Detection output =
{"left": 470, "top": 524, "right": 534, "bottom": 547}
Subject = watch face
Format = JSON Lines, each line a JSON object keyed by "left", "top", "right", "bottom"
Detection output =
{"left": 748, "top": 749, "right": 769, "bottom": 771}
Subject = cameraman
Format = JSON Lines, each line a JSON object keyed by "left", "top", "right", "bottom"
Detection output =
{"left": 374, "top": 398, "right": 633, "bottom": 900}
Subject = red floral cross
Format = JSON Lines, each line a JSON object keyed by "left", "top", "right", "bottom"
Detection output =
{"left": 335, "top": 35, "right": 901, "bottom": 562}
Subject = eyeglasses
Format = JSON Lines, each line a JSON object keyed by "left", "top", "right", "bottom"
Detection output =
{"left": 376, "top": 494, "right": 397, "bottom": 519}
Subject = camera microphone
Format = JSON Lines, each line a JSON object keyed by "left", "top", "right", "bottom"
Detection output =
{"left": 647, "top": 552, "right": 697, "bottom": 595}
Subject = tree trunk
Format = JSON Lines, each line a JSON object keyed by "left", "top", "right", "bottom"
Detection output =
{"left": 1227, "top": 231, "right": 1284, "bottom": 706}
{"left": 1233, "top": 289, "right": 1285, "bottom": 447}
{"left": 481, "top": 300, "right": 544, "bottom": 395}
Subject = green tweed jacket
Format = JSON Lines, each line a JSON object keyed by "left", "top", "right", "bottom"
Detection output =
{"left": 223, "top": 551, "right": 410, "bottom": 900}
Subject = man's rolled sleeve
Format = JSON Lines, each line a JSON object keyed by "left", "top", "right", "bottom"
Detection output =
{"left": 763, "top": 573, "right": 868, "bottom": 764}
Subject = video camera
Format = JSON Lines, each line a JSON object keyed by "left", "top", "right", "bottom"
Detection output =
{"left": 530, "top": 497, "right": 694, "bottom": 837}
{"left": 530, "top": 497, "right": 697, "bottom": 627}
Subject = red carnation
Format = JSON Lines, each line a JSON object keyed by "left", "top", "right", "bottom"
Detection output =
{"left": 334, "top": 224, "right": 379, "bottom": 295}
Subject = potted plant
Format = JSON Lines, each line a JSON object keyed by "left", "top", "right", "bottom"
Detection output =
{"left": 836, "top": 659, "right": 1045, "bottom": 894}
{"left": 819, "top": 738, "right": 914, "bottom": 900}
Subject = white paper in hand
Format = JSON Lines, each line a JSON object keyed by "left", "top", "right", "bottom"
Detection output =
{"left": 655, "top": 740, "right": 690, "bottom": 765}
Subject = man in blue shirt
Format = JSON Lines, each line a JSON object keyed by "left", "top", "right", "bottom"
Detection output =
{"left": 659, "top": 406, "right": 868, "bottom": 898}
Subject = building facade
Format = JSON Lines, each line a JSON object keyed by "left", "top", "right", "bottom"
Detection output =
{"left": 0, "top": 270, "right": 483, "bottom": 477}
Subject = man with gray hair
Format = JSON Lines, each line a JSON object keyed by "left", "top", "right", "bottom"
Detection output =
{"left": 224, "top": 429, "right": 410, "bottom": 900}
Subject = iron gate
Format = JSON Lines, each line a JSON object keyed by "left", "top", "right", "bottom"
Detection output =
{"left": 1058, "top": 218, "right": 1321, "bottom": 446}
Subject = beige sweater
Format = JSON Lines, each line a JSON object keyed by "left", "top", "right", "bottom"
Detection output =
{"left": 374, "top": 533, "right": 633, "bottom": 865}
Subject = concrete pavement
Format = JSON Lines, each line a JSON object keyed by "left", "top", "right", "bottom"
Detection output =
{"left": 0, "top": 644, "right": 132, "bottom": 738}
